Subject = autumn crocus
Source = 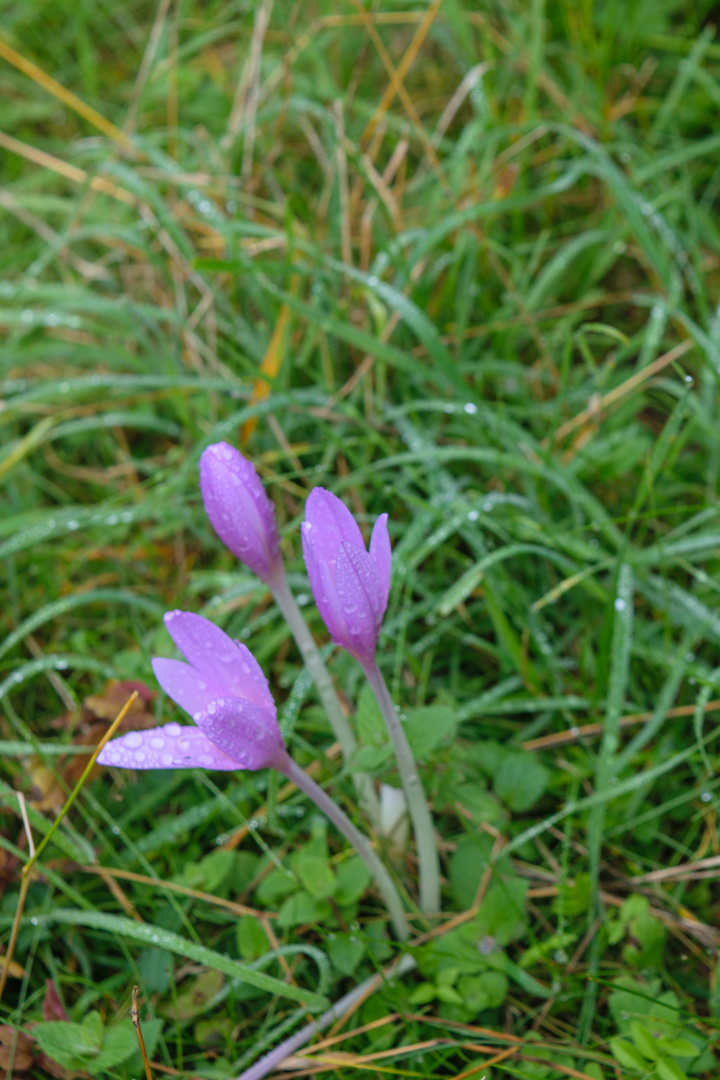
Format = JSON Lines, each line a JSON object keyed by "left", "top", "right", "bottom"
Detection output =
{"left": 200, "top": 443, "right": 283, "bottom": 587}
{"left": 98, "top": 611, "right": 406, "bottom": 940}
{"left": 301, "top": 488, "right": 390, "bottom": 666}
{"left": 199, "top": 443, "right": 379, "bottom": 823}
{"left": 302, "top": 489, "right": 440, "bottom": 913}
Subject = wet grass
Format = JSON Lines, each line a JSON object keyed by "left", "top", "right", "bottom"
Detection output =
{"left": 1, "top": 1, "right": 720, "bottom": 1078}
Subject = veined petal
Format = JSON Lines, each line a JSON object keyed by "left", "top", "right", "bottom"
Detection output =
{"left": 97, "top": 722, "right": 239, "bottom": 771}
{"left": 369, "top": 513, "right": 391, "bottom": 613}
{"left": 317, "top": 556, "right": 349, "bottom": 646}
{"left": 152, "top": 657, "right": 220, "bottom": 717}
{"left": 193, "top": 696, "right": 286, "bottom": 772}
{"left": 335, "top": 541, "right": 383, "bottom": 661}
{"left": 304, "top": 488, "right": 364, "bottom": 574}
{"left": 162, "top": 611, "right": 272, "bottom": 708}
{"left": 200, "top": 443, "right": 281, "bottom": 582}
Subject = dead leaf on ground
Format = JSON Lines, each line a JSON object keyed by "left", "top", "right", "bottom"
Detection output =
{"left": 0, "top": 1025, "right": 35, "bottom": 1072}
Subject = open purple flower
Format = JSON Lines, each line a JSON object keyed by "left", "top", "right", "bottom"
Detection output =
{"left": 97, "top": 611, "right": 287, "bottom": 773}
{"left": 301, "top": 488, "right": 391, "bottom": 667}
{"left": 200, "top": 442, "right": 283, "bottom": 586}
{"left": 96, "top": 610, "right": 409, "bottom": 939}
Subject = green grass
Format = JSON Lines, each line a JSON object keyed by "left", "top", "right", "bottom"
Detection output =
{"left": 1, "top": 1, "right": 720, "bottom": 1077}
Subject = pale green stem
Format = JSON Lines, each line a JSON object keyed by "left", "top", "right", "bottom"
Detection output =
{"left": 278, "top": 753, "right": 408, "bottom": 942}
{"left": 363, "top": 661, "right": 440, "bottom": 914}
{"left": 271, "top": 571, "right": 380, "bottom": 825}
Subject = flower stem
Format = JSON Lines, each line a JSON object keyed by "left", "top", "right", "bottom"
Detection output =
{"left": 278, "top": 754, "right": 408, "bottom": 942}
{"left": 363, "top": 661, "right": 440, "bottom": 914}
{"left": 272, "top": 572, "right": 380, "bottom": 825}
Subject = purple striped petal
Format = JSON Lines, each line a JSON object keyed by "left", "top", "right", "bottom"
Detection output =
{"left": 335, "top": 541, "right": 383, "bottom": 662}
{"left": 304, "top": 488, "right": 364, "bottom": 576}
{"left": 369, "top": 513, "right": 391, "bottom": 613}
{"left": 151, "top": 658, "right": 221, "bottom": 717}
{"left": 200, "top": 443, "right": 282, "bottom": 584}
{"left": 193, "top": 696, "right": 287, "bottom": 772}
{"left": 97, "top": 722, "right": 239, "bottom": 771}
{"left": 163, "top": 611, "right": 273, "bottom": 709}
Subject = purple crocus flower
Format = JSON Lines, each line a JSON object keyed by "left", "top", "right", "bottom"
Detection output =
{"left": 199, "top": 442, "right": 283, "bottom": 586}
{"left": 97, "top": 611, "right": 287, "bottom": 773}
{"left": 301, "top": 488, "right": 391, "bottom": 667}
{"left": 97, "top": 610, "right": 410, "bottom": 940}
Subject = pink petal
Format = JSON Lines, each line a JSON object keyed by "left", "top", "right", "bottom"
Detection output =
{"left": 162, "top": 611, "right": 273, "bottom": 708}
{"left": 193, "top": 696, "right": 287, "bottom": 772}
{"left": 302, "top": 520, "right": 347, "bottom": 646}
{"left": 369, "top": 513, "right": 391, "bottom": 613}
{"left": 97, "top": 723, "right": 239, "bottom": 771}
{"left": 304, "top": 488, "right": 365, "bottom": 574}
{"left": 151, "top": 658, "right": 220, "bottom": 717}
{"left": 317, "top": 557, "right": 349, "bottom": 647}
{"left": 335, "top": 542, "right": 383, "bottom": 662}
{"left": 199, "top": 443, "right": 281, "bottom": 583}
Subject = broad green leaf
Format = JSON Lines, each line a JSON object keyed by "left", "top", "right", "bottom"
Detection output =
{"left": 405, "top": 705, "right": 458, "bottom": 760}
{"left": 277, "top": 891, "right": 332, "bottom": 928}
{"left": 327, "top": 933, "right": 365, "bottom": 976}
{"left": 656, "top": 1058, "right": 691, "bottom": 1080}
{"left": 493, "top": 752, "right": 549, "bottom": 812}
{"left": 294, "top": 852, "right": 336, "bottom": 900}
{"left": 631, "top": 1021, "right": 661, "bottom": 1061}
{"left": 335, "top": 857, "right": 372, "bottom": 906}
{"left": 237, "top": 916, "right": 269, "bottom": 961}
{"left": 611, "top": 1039, "right": 649, "bottom": 1070}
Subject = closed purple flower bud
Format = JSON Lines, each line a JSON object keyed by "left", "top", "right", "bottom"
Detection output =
{"left": 301, "top": 488, "right": 391, "bottom": 666}
{"left": 200, "top": 442, "right": 283, "bottom": 585}
{"left": 98, "top": 611, "right": 287, "bottom": 773}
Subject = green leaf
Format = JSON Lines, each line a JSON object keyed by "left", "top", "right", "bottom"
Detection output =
{"left": 237, "top": 915, "right": 269, "bottom": 961}
{"left": 555, "top": 873, "right": 592, "bottom": 917}
{"left": 356, "top": 684, "right": 386, "bottom": 747}
{"left": 160, "top": 970, "right": 224, "bottom": 1021}
{"left": 409, "top": 982, "right": 437, "bottom": 1006}
{"left": 195, "top": 849, "right": 237, "bottom": 894}
{"left": 277, "top": 891, "right": 332, "bottom": 928}
{"left": 327, "top": 933, "right": 365, "bottom": 976}
{"left": 404, "top": 704, "right": 458, "bottom": 760}
{"left": 81, "top": 1011, "right": 104, "bottom": 1052}
{"left": 33, "top": 1023, "right": 88, "bottom": 1070}
{"left": 138, "top": 947, "right": 173, "bottom": 994}
{"left": 294, "top": 852, "right": 336, "bottom": 900}
{"left": 31, "top": 1013, "right": 135, "bottom": 1076}
{"left": 451, "top": 784, "right": 502, "bottom": 825}
{"left": 232, "top": 851, "right": 261, "bottom": 893}
{"left": 255, "top": 868, "right": 298, "bottom": 905}
{"left": 631, "top": 1021, "right": 661, "bottom": 1061}
{"left": 493, "top": 752, "right": 549, "bottom": 812}
{"left": 449, "top": 834, "right": 492, "bottom": 909}
{"left": 36, "top": 909, "right": 328, "bottom": 1010}
{"left": 657, "top": 1036, "right": 700, "bottom": 1057}
{"left": 656, "top": 1057, "right": 690, "bottom": 1080}
{"left": 335, "top": 857, "right": 372, "bottom": 906}
{"left": 89, "top": 1021, "right": 138, "bottom": 1075}
{"left": 456, "top": 974, "right": 490, "bottom": 1015}
{"left": 611, "top": 1039, "right": 649, "bottom": 1070}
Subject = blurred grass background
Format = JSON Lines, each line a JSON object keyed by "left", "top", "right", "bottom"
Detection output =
{"left": 1, "top": 0, "right": 720, "bottom": 1077}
